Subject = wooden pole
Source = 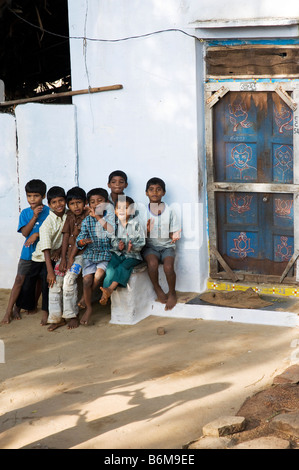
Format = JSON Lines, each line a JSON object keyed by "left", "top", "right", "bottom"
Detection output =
{"left": 0, "top": 85, "right": 123, "bottom": 107}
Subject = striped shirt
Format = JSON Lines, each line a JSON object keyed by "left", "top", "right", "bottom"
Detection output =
{"left": 32, "top": 210, "right": 67, "bottom": 262}
{"left": 76, "top": 210, "right": 115, "bottom": 262}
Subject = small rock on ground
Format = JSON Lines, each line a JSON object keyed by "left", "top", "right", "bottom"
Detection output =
{"left": 271, "top": 411, "right": 299, "bottom": 438}
{"left": 187, "top": 436, "right": 234, "bottom": 449}
{"left": 202, "top": 416, "right": 246, "bottom": 437}
{"left": 232, "top": 436, "right": 290, "bottom": 449}
{"left": 273, "top": 365, "right": 299, "bottom": 385}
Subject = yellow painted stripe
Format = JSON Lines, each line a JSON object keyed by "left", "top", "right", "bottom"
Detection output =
{"left": 207, "top": 279, "right": 299, "bottom": 298}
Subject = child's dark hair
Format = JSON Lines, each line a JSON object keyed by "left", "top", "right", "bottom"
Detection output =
{"left": 108, "top": 170, "right": 128, "bottom": 183}
{"left": 25, "top": 179, "right": 47, "bottom": 197}
{"left": 146, "top": 177, "right": 166, "bottom": 192}
{"left": 116, "top": 195, "right": 135, "bottom": 206}
{"left": 66, "top": 186, "right": 87, "bottom": 205}
{"left": 87, "top": 188, "right": 109, "bottom": 203}
{"left": 47, "top": 186, "right": 66, "bottom": 203}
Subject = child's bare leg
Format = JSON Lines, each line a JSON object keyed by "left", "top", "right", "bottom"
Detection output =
{"left": 40, "top": 310, "right": 48, "bottom": 326}
{"left": 77, "top": 296, "right": 86, "bottom": 309}
{"left": 12, "top": 305, "right": 22, "bottom": 320}
{"left": 100, "top": 281, "right": 118, "bottom": 305}
{"left": 80, "top": 269, "right": 105, "bottom": 325}
{"left": 163, "top": 257, "right": 177, "bottom": 310}
{"left": 145, "top": 254, "right": 167, "bottom": 303}
{"left": 2, "top": 274, "right": 25, "bottom": 324}
{"left": 80, "top": 274, "right": 93, "bottom": 325}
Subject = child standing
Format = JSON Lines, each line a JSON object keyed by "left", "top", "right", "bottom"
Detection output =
{"left": 143, "top": 177, "right": 181, "bottom": 311}
{"left": 100, "top": 196, "right": 145, "bottom": 305}
{"left": 107, "top": 170, "right": 128, "bottom": 206}
{"left": 54, "top": 187, "right": 89, "bottom": 329}
{"left": 16, "top": 186, "right": 67, "bottom": 329}
{"left": 76, "top": 188, "right": 115, "bottom": 325}
{"left": 2, "top": 179, "right": 49, "bottom": 324}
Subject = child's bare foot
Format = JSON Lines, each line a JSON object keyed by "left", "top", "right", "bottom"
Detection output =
{"left": 47, "top": 319, "right": 66, "bottom": 331}
{"left": 99, "top": 287, "right": 112, "bottom": 305}
{"left": 1, "top": 312, "right": 12, "bottom": 324}
{"left": 40, "top": 311, "right": 48, "bottom": 326}
{"left": 12, "top": 305, "right": 22, "bottom": 320}
{"left": 67, "top": 317, "right": 79, "bottom": 329}
{"left": 165, "top": 292, "right": 177, "bottom": 311}
{"left": 155, "top": 287, "right": 168, "bottom": 304}
{"left": 80, "top": 307, "right": 92, "bottom": 325}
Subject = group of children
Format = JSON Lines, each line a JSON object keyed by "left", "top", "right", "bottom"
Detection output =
{"left": 1, "top": 171, "right": 181, "bottom": 331}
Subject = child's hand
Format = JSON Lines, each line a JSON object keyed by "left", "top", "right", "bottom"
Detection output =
{"left": 47, "top": 272, "right": 56, "bottom": 288}
{"left": 95, "top": 203, "right": 107, "bottom": 218}
{"left": 33, "top": 205, "right": 44, "bottom": 218}
{"left": 58, "top": 258, "right": 67, "bottom": 273}
{"left": 118, "top": 240, "right": 125, "bottom": 251}
{"left": 78, "top": 238, "right": 93, "bottom": 247}
{"left": 88, "top": 207, "right": 96, "bottom": 218}
{"left": 127, "top": 240, "right": 133, "bottom": 252}
{"left": 24, "top": 232, "right": 39, "bottom": 247}
{"left": 147, "top": 218, "right": 154, "bottom": 233}
{"left": 170, "top": 229, "right": 181, "bottom": 244}
{"left": 51, "top": 248, "right": 61, "bottom": 262}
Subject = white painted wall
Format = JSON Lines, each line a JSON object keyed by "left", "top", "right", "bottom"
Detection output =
{"left": 15, "top": 104, "right": 78, "bottom": 210}
{"left": 0, "top": 113, "right": 20, "bottom": 287}
{"left": 188, "top": 0, "right": 299, "bottom": 22}
{"left": 68, "top": 0, "right": 207, "bottom": 293}
{"left": 0, "top": 105, "right": 78, "bottom": 288}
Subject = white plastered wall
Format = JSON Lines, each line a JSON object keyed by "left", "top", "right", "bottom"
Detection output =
{"left": 67, "top": 0, "right": 207, "bottom": 293}
{"left": 0, "top": 104, "right": 78, "bottom": 288}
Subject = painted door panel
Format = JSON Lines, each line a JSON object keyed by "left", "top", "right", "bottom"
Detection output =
{"left": 214, "top": 92, "right": 294, "bottom": 276}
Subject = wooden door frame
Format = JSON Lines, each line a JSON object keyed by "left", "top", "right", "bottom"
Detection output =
{"left": 205, "top": 81, "right": 299, "bottom": 284}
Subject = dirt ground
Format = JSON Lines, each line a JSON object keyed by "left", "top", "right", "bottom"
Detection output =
{"left": 0, "top": 287, "right": 298, "bottom": 450}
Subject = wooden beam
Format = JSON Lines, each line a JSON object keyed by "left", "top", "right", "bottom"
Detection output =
{"left": 212, "top": 182, "right": 299, "bottom": 194}
{"left": 210, "top": 245, "right": 239, "bottom": 282}
{"left": 0, "top": 85, "right": 123, "bottom": 107}
{"left": 279, "top": 250, "right": 299, "bottom": 283}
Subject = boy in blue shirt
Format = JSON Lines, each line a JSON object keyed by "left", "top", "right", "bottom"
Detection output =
{"left": 2, "top": 179, "right": 49, "bottom": 324}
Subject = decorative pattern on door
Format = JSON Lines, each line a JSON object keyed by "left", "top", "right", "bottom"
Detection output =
{"left": 213, "top": 91, "right": 294, "bottom": 277}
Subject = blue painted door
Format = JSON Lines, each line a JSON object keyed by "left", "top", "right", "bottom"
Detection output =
{"left": 214, "top": 92, "right": 294, "bottom": 276}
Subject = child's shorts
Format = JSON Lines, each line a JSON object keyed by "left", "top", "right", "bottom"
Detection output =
{"left": 142, "top": 246, "right": 176, "bottom": 262}
{"left": 17, "top": 259, "right": 33, "bottom": 276}
{"left": 82, "top": 259, "right": 109, "bottom": 277}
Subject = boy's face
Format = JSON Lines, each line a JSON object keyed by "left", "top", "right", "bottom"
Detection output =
{"left": 68, "top": 198, "right": 85, "bottom": 216}
{"left": 26, "top": 192, "right": 44, "bottom": 209}
{"left": 115, "top": 201, "right": 131, "bottom": 222}
{"left": 89, "top": 194, "right": 107, "bottom": 210}
{"left": 146, "top": 184, "right": 165, "bottom": 204}
{"left": 108, "top": 176, "right": 128, "bottom": 195}
{"left": 49, "top": 197, "right": 66, "bottom": 217}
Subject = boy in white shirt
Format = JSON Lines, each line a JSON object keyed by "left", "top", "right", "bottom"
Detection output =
{"left": 143, "top": 177, "right": 181, "bottom": 311}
